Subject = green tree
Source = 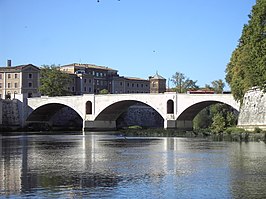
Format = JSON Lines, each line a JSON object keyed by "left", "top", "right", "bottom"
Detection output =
{"left": 193, "top": 108, "right": 212, "bottom": 129}
{"left": 226, "top": 0, "right": 266, "bottom": 102}
{"left": 39, "top": 65, "right": 72, "bottom": 97}
{"left": 211, "top": 79, "right": 225, "bottom": 94}
{"left": 211, "top": 113, "right": 226, "bottom": 133}
{"left": 171, "top": 71, "right": 198, "bottom": 93}
{"left": 193, "top": 103, "right": 238, "bottom": 130}
{"left": 99, "top": 89, "right": 109, "bottom": 94}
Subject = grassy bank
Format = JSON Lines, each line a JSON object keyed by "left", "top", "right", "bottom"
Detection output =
{"left": 120, "top": 126, "right": 266, "bottom": 142}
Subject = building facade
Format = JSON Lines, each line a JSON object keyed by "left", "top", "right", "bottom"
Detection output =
{"left": 0, "top": 61, "right": 40, "bottom": 99}
{"left": 0, "top": 61, "right": 166, "bottom": 98}
{"left": 59, "top": 63, "right": 152, "bottom": 94}
{"left": 149, "top": 72, "right": 166, "bottom": 93}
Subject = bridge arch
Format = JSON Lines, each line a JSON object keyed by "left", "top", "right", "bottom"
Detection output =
{"left": 95, "top": 100, "right": 164, "bottom": 125}
{"left": 26, "top": 103, "right": 83, "bottom": 130}
{"left": 177, "top": 100, "right": 239, "bottom": 122}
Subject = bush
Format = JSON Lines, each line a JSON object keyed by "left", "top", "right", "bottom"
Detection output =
{"left": 225, "top": 127, "right": 246, "bottom": 134}
{"left": 254, "top": 127, "right": 262, "bottom": 134}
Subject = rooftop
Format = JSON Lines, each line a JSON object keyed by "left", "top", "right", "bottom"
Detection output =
{"left": 61, "top": 63, "right": 117, "bottom": 72}
{"left": 0, "top": 64, "right": 40, "bottom": 72}
{"left": 150, "top": 72, "right": 165, "bottom": 80}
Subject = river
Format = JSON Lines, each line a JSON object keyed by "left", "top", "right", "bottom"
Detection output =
{"left": 0, "top": 132, "right": 266, "bottom": 199}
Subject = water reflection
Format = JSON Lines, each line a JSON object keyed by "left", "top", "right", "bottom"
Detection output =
{"left": 0, "top": 133, "right": 265, "bottom": 198}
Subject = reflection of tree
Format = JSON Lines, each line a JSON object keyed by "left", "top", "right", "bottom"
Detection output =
{"left": 229, "top": 144, "right": 266, "bottom": 199}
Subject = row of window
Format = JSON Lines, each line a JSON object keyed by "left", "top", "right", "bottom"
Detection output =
{"left": 122, "top": 82, "right": 149, "bottom": 88}
{"left": 0, "top": 82, "right": 33, "bottom": 89}
{"left": 0, "top": 73, "right": 33, "bottom": 79}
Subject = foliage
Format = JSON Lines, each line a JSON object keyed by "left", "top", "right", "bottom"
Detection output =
{"left": 211, "top": 79, "right": 225, "bottom": 94}
{"left": 39, "top": 65, "right": 72, "bottom": 97}
{"left": 193, "top": 104, "right": 238, "bottom": 132}
{"left": 225, "top": 127, "right": 247, "bottom": 134}
{"left": 99, "top": 89, "right": 109, "bottom": 94}
{"left": 211, "top": 113, "right": 226, "bottom": 133}
{"left": 171, "top": 71, "right": 199, "bottom": 93}
{"left": 226, "top": 0, "right": 266, "bottom": 102}
{"left": 193, "top": 108, "right": 212, "bottom": 129}
{"left": 254, "top": 127, "right": 263, "bottom": 133}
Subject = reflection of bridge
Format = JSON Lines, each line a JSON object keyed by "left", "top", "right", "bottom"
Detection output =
{"left": 26, "top": 93, "right": 240, "bottom": 130}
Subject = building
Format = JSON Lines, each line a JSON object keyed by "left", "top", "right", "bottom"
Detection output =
{"left": 59, "top": 63, "right": 118, "bottom": 94}
{"left": 0, "top": 61, "right": 166, "bottom": 98}
{"left": 0, "top": 61, "right": 40, "bottom": 99}
{"left": 149, "top": 72, "right": 166, "bottom": 93}
{"left": 111, "top": 76, "right": 150, "bottom": 94}
{"left": 59, "top": 63, "right": 151, "bottom": 94}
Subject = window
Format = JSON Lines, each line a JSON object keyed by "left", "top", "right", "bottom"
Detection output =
{"left": 15, "top": 74, "right": 18, "bottom": 79}
{"left": 89, "top": 79, "right": 92, "bottom": 83}
{"left": 167, "top": 100, "right": 174, "bottom": 114}
{"left": 0, "top": 74, "right": 2, "bottom": 79}
{"left": 0, "top": 83, "right": 2, "bottom": 88}
{"left": 84, "top": 87, "right": 87, "bottom": 91}
{"left": 141, "top": 84, "right": 143, "bottom": 87}
{"left": 28, "top": 92, "right": 32, "bottom": 98}
{"left": 89, "top": 87, "right": 92, "bottom": 92}
{"left": 7, "top": 83, "right": 11, "bottom": 88}
{"left": 14, "top": 82, "right": 18, "bottom": 88}
{"left": 86, "top": 101, "right": 92, "bottom": 114}
{"left": 28, "top": 82, "right": 32, "bottom": 87}
{"left": 120, "top": 82, "right": 123, "bottom": 86}
{"left": 28, "top": 73, "right": 32, "bottom": 79}
{"left": 8, "top": 74, "right": 11, "bottom": 79}
{"left": 132, "top": 83, "right": 134, "bottom": 87}
{"left": 84, "top": 78, "right": 87, "bottom": 83}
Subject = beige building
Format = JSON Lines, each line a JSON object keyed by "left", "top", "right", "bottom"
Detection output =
{"left": 0, "top": 61, "right": 40, "bottom": 99}
{"left": 60, "top": 63, "right": 151, "bottom": 94}
{"left": 60, "top": 63, "right": 118, "bottom": 94}
{"left": 112, "top": 76, "right": 150, "bottom": 94}
{"left": 149, "top": 72, "right": 166, "bottom": 93}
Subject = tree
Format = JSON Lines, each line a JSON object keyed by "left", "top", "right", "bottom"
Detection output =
{"left": 39, "top": 65, "right": 72, "bottom": 97}
{"left": 99, "top": 89, "right": 109, "bottom": 94}
{"left": 226, "top": 0, "right": 266, "bottom": 102}
{"left": 211, "top": 79, "right": 225, "bottom": 94}
{"left": 171, "top": 72, "right": 198, "bottom": 93}
{"left": 211, "top": 113, "right": 226, "bottom": 133}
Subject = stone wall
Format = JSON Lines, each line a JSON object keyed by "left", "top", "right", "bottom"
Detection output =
{"left": 0, "top": 99, "right": 20, "bottom": 130}
{"left": 238, "top": 88, "right": 266, "bottom": 130}
{"left": 117, "top": 104, "right": 164, "bottom": 129}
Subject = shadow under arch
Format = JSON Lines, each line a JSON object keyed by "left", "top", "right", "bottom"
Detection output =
{"left": 95, "top": 100, "right": 164, "bottom": 128}
{"left": 177, "top": 100, "right": 239, "bottom": 121}
{"left": 26, "top": 103, "right": 83, "bottom": 130}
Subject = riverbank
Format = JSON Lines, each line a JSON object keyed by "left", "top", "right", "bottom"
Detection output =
{"left": 120, "top": 128, "right": 266, "bottom": 142}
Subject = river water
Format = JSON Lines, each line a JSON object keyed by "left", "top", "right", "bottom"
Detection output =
{"left": 0, "top": 132, "right": 266, "bottom": 199}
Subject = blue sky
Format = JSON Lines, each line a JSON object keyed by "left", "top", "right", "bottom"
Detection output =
{"left": 0, "top": 0, "right": 256, "bottom": 89}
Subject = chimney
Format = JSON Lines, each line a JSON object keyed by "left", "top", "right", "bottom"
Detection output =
{"left": 7, "top": 60, "right": 11, "bottom": 67}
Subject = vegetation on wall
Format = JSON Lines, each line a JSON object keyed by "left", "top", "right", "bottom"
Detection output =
{"left": 226, "top": 0, "right": 266, "bottom": 102}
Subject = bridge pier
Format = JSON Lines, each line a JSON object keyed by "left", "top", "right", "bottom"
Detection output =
{"left": 83, "top": 120, "right": 117, "bottom": 131}
{"left": 164, "top": 120, "right": 193, "bottom": 130}
{"left": 164, "top": 120, "right": 176, "bottom": 129}
{"left": 176, "top": 120, "right": 193, "bottom": 131}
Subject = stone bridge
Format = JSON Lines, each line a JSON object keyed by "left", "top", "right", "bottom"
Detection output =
{"left": 26, "top": 92, "right": 240, "bottom": 130}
